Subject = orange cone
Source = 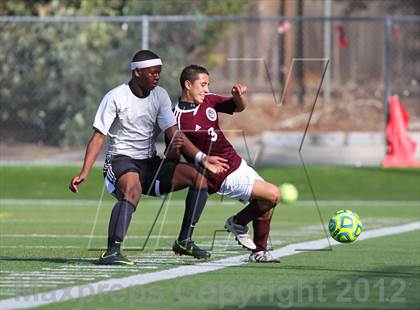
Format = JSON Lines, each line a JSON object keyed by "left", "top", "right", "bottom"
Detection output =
{"left": 383, "top": 95, "right": 420, "bottom": 167}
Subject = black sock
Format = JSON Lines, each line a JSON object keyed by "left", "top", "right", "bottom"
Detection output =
{"left": 107, "top": 198, "right": 136, "bottom": 253}
{"left": 178, "top": 188, "right": 208, "bottom": 241}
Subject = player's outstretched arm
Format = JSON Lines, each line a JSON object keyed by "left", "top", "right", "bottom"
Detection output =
{"left": 165, "top": 126, "right": 229, "bottom": 174}
{"left": 232, "top": 83, "right": 248, "bottom": 112}
{"left": 69, "top": 130, "right": 106, "bottom": 193}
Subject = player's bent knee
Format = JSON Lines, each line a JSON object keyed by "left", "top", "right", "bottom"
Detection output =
{"left": 119, "top": 185, "right": 141, "bottom": 206}
{"left": 253, "top": 180, "right": 280, "bottom": 206}
{"left": 268, "top": 185, "right": 280, "bottom": 206}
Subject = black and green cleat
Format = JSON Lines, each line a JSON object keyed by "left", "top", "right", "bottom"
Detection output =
{"left": 95, "top": 251, "right": 135, "bottom": 266}
{"left": 172, "top": 239, "right": 211, "bottom": 260}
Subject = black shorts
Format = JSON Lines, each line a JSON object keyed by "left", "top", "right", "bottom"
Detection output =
{"left": 103, "top": 154, "right": 177, "bottom": 198}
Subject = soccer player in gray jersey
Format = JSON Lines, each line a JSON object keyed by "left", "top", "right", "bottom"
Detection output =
{"left": 69, "top": 50, "right": 228, "bottom": 265}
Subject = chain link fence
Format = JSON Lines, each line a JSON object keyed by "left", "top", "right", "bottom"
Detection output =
{"left": 0, "top": 14, "right": 419, "bottom": 164}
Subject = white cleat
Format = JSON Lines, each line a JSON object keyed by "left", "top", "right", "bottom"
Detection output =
{"left": 224, "top": 216, "right": 256, "bottom": 250}
{"left": 249, "top": 250, "right": 280, "bottom": 263}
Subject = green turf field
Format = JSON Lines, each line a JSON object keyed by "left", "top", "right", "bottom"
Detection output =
{"left": 0, "top": 165, "right": 419, "bottom": 309}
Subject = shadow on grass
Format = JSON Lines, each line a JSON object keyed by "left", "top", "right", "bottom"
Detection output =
{"left": 0, "top": 255, "right": 221, "bottom": 267}
{"left": 225, "top": 264, "right": 418, "bottom": 278}
{"left": 209, "top": 265, "right": 419, "bottom": 310}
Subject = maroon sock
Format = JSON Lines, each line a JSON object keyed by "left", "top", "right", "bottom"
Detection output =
{"left": 233, "top": 202, "right": 260, "bottom": 226}
{"left": 233, "top": 200, "right": 273, "bottom": 226}
{"left": 252, "top": 218, "right": 271, "bottom": 253}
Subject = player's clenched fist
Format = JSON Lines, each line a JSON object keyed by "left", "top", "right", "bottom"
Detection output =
{"left": 231, "top": 84, "right": 247, "bottom": 96}
{"left": 69, "top": 174, "right": 86, "bottom": 193}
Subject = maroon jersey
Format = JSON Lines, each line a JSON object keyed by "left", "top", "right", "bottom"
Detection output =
{"left": 174, "top": 94, "right": 242, "bottom": 193}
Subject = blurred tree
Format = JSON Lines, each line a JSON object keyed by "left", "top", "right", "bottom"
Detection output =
{"left": 0, "top": 0, "right": 250, "bottom": 146}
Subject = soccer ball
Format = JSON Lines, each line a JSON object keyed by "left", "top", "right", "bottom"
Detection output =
{"left": 279, "top": 183, "right": 298, "bottom": 204}
{"left": 328, "top": 210, "right": 362, "bottom": 243}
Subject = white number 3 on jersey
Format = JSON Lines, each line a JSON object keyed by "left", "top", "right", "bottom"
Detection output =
{"left": 207, "top": 127, "right": 218, "bottom": 142}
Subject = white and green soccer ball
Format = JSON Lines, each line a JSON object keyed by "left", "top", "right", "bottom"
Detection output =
{"left": 329, "top": 209, "right": 362, "bottom": 243}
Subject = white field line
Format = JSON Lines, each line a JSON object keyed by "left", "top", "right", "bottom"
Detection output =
{"left": 0, "top": 246, "right": 81, "bottom": 249}
{"left": 0, "top": 281, "right": 76, "bottom": 284}
{"left": 1, "top": 199, "right": 419, "bottom": 207}
{"left": 42, "top": 266, "right": 157, "bottom": 271}
{"left": 0, "top": 219, "right": 223, "bottom": 224}
{"left": 1, "top": 277, "right": 98, "bottom": 281}
{"left": 0, "top": 234, "right": 191, "bottom": 239}
{"left": 4, "top": 274, "right": 99, "bottom": 279}
{"left": 4, "top": 274, "right": 98, "bottom": 279}
{"left": 0, "top": 293, "right": 17, "bottom": 296}
{"left": 0, "top": 285, "right": 58, "bottom": 288}
{"left": 50, "top": 266, "right": 158, "bottom": 271}
{"left": 0, "top": 245, "right": 224, "bottom": 249}
{"left": 0, "top": 199, "right": 235, "bottom": 206}
{"left": 0, "top": 221, "right": 419, "bottom": 310}
{"left": 3, "top": 274, "right": 98, "bottom": 278}
{"left": 0, "top": 246, "right": 226, "bottom": 249}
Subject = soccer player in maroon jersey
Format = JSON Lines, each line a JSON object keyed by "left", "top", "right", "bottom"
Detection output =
{"left": 171, "top": 64, "right": 282, "bottom": 262}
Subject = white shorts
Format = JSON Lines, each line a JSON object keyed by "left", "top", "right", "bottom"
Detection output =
{"left": 217, "top": 159, "right": 264, "bottom": 203}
